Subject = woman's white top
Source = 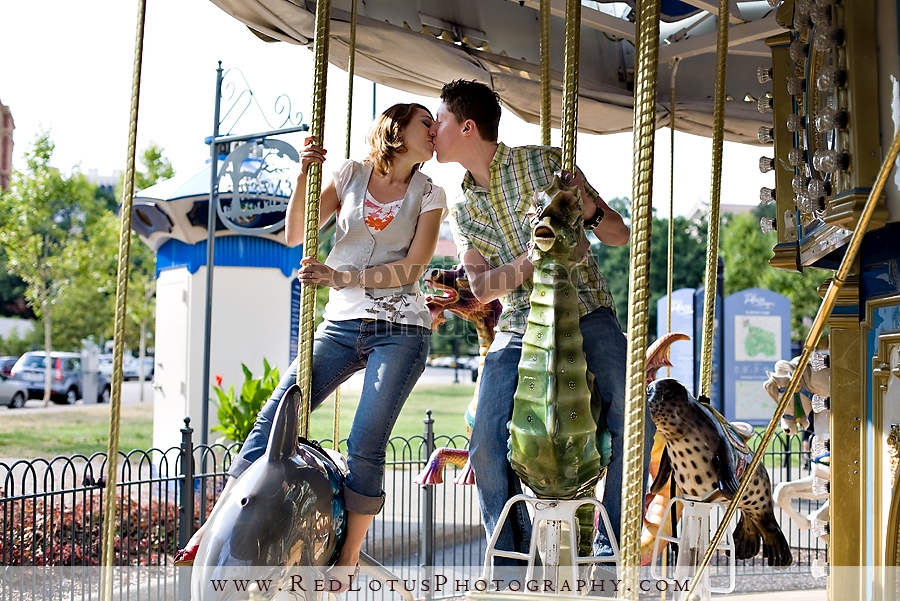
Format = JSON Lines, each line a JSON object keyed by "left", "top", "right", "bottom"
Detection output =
{"left": 322, "top": 159, "right": 448, "bottom": 329}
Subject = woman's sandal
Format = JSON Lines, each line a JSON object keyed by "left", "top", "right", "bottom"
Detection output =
{"left": 325, "top": 563, "right": 360, "bottom": 594}
{"left": 173, "top": 543, "right": 199, "bottom": 567}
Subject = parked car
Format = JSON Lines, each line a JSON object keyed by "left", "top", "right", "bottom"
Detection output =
{"left": 98, "top": 354, "right": 141, "bottom": 381}
{"left": 0, "top": 355, "right": 19, "bottom": 377}
{"left": 0, "top": 372, "right": 29, "bottom": 409}
{"left": 10, "top": 351, "right": 111, "bottom": 405}
{"left": 137, "top": 356, "right": 155, "bottom": 381}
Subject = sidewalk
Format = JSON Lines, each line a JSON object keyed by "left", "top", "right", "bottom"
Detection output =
{"left": 723, "top": 590, "right": 825, "bottom": 601}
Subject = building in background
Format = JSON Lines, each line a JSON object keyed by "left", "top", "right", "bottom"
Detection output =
{"left": 0, "top": 97, "right": 13, "bottom": 190}
{"left": 85, "top": 169, "right": 122, "bottom": 197}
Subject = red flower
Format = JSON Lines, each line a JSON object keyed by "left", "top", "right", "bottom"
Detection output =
{"left": 214, "top": 374, "right": 223, "bottom": 387}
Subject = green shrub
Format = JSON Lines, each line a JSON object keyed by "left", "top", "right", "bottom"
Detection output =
{"left": 211, "top": 360, "right": 281, "bottom": 444}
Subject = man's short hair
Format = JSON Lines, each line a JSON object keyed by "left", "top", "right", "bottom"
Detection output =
{"left": 440, "top": 80, "right": 502, "bottom": 142}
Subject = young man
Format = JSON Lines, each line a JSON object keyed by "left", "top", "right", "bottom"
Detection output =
{"left": 431, "top": 79, "right": 652, "bottom": 562}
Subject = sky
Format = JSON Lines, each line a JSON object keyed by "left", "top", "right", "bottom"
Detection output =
{"left": 0, "top": 0, "right": 774, "bottom": 219}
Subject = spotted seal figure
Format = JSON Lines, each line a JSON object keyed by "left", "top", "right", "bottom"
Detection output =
{"left": 647, "top": 378, "right": 793, "bottom": 567}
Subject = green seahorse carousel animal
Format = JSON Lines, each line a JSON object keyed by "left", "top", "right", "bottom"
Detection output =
{"left": 508, "top": 173, "right": 603, "bottom": 502}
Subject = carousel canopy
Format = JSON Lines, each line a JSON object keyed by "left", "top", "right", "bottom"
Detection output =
{"left": 209, "top": 0, "right": 782, "bottom": 144}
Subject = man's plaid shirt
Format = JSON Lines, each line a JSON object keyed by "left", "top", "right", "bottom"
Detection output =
{"left": 448, "top": 143, "right": 616, "bottom": 334}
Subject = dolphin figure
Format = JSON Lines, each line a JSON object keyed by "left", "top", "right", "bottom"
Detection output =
{"left": 191, "top": 384, "right": 347, "bottom": 599}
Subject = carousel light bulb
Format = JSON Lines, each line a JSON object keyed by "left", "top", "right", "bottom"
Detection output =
{"left": 793, "top": 174, "right": 811, "bottom": 195}
{"left": 758, "top": 96, "right": 774, "bottom": 113}
{"left": 809, "top": 4, "right": 830, "bottom": 25}
{"left": 758, "top": 126, "right": 775, "bottom": 144}
{"left": 808, "top": 178, "right": 831, "bottom": 200}
{"left": 760, "top": 217, "right": 777, "bottom": 234}
{"left": 816, "top": 107, "right": 846, "bottom": 131}
{"left": 811, "top": 394, "right": 831, "bottom": 413}
{"left": 796, "top": 194, "right": 814, "bottom": 213}
{"left": 811, "top": 518, "right": 830, "bottom": 538}
{"left": 790, "top": 38, "right": 809, "bottom": 63}
{"left": 760, "top": 187, "right": 776, "bottom": 204}
{"left": 815, "top": 24, "right": 844, "bottom": 51}
{"left": 811, "top": 435, "right": 830, "bottom": 457}
{"left": 811, "top": 476, "right": 831, "bottom": 496}
{"left": 811, "top": 559, "right": 829, "bottom": 579}
{"left": 788, "top": 148, "right": 807, "bottom": 167}
{"left": 811, "top": 352, "right": 830, "bottom": 370}
{"left": 759, "top": 157, "right": 776, "bottom": 173}
{"left": 816, "top": 66, "right": 847, "bottom": 91}
{"left": 786, "top": 76, "right": 805, "bottom": 96}
{"left": 757, "top": 66, "right": 773, "bottom": 83}
{"left": 787, "top": 113, "right": 805, "bottom": 133}
{"left": 813, "top": 149, "right": 850, "bottom": 173}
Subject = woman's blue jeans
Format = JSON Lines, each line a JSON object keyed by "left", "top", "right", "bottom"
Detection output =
{"left": 469, "top": 306, "right": 655, "bottom": 563}
{"left": 228, "top": 318, "right": 430, "bottom": 515}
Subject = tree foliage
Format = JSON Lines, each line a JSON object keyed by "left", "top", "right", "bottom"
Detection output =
{"left": 721, "top": 206, "right": 830, "bottom": 340}
{"left": 0, "top": 137, "right": 174, "bottom": 356}
{"left": 0, "top": 133, "right": 102, "bottom": 402}
{"left": 591, "top": 198, "right": 708, "bottom": 337}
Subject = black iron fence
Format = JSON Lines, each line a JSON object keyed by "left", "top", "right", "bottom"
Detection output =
{"left": 0, "top": 414, "right": 826, "bottom": 599}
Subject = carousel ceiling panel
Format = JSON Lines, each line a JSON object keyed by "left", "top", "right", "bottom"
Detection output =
{"left": 208, "top": 0, "right": 779, "bottom": 143}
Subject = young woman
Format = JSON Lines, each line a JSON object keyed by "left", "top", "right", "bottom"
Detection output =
{"left": 175, "top": 104, "right": 446, "bottom": 591}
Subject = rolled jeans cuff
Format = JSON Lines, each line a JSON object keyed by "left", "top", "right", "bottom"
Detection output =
{"left": 227, "top": 455, "right": 253, "bottom": 480}
{"left": 344, "top": 485, "right": 385, "bottom": 515}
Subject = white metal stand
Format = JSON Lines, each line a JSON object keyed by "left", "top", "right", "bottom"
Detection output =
{"left": 649, "top": 495, "right": 736, "bottom": 601}
{"left": 466, "top": 494, "right": 619, "bottom": 601}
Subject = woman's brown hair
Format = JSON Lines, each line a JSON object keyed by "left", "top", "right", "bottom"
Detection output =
{"left": 364, "top": 103, "right": 433, "bottom": 175}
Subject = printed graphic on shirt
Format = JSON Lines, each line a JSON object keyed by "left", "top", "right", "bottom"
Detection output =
{"left": 365, "top": 292, "right": 415, "bottom": 323}
{"left": 365, "top": 194, "right": 403, "bottom": 232}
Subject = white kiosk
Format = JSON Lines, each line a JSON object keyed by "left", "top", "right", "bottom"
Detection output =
{"left": 133, "top": 139, "right": 303, "bottom": 453}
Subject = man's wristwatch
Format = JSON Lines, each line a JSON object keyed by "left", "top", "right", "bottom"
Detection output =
{"left": 583, "top": 203, "right": 605, "bottom": 230}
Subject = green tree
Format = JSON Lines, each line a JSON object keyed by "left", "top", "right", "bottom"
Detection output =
{"left": 591, "top": 198, "right": 708, "bottom": 337}
{"left": 721, "top": 206, "right": 830, "bottom": 341}
{"left": 112, "top": 143, "right": 175, "bottom": 376}
{"left": 0, "top": 133, "right": 101, "bottom": 404}
{"left": 0, "top": 246, "right": 35, "bottom": 318}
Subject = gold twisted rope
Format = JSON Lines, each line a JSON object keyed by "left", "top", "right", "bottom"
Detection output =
{"left": 622, "top": 0, "right": 660, "bottom": 590}
{"left": 334, "top": 0, "right": 358, "bottom": 451}
{"left": 560, "top": 0, "right": 580, "bottom": 172}
{"left": 344, "top": 0, "right": 358, "bottom": 161}
{"left": 666, "top": 60, "right": 679, "bottom": 360}
{"left": 101, "top": 0, "right": 145, "bottom": 596}
{"left": 539, "top": 0, "right": 551, "bottom": 146}
{"left": 698, "top": 0, "right": 730, "bottom": 398}
{"left": 689, "top": 119, "right": 900, "bottom": 601}
{"left": 298, "top": 0, "right": 332, "bottom": 439}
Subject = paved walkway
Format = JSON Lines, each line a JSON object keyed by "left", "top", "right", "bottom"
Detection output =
{"left": 724, "top": 590, "right": 825, "bottom": 600}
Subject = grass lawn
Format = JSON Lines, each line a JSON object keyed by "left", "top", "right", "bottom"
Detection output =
{"left": 0, "top": 403, "right": 155, "bottom": 459}
{"left": 309, "top": 383, "right": 476, "bottom": 443}
{"left": 0, "top": 383, "right": 476, "bottom": 460}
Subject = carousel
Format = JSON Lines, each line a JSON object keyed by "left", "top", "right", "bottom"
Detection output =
{"left": 95, "top": 1, "right": 900, "bottom": 601}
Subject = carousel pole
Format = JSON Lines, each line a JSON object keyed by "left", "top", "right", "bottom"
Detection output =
{"left": 297, "top": 0, "right": 332, "bottom": 438}
{"left": 100, "top": 0, "right": 146, "bottom": 597}
{"left": 622, "top": 0, "right": 661, "bottom": 596}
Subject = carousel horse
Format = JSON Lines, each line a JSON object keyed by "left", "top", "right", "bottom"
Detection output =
{"left": 764, "top": 355, "right": 830, "bottom": 436}
{"left": 764, "top": 355, "right": 831, "bottom": 546}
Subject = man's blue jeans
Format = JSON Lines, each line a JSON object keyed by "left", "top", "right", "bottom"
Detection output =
{"left": 228, "top": 318, "right": 430, "bottom": 515}
{"left": 469, "top": 306, "right": 655, "bottom": 562}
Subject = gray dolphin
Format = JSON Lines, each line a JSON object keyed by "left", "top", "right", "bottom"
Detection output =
{"left": 190, "top": 384, "right": 347, "bottom": 599}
